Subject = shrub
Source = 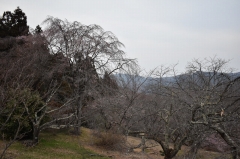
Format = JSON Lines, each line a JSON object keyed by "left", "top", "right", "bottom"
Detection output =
{"left": 0, "top": 88, "right": 48, "bottom": 139}
{"left": 92, "top": 130, "right": 126, "bottom": 151}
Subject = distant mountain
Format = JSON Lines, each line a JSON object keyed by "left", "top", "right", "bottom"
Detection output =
{"left": 113, "top": 72, "right": 240, "bottom": 90}
{"left": 113, "top": 73, "right": 153, "bottom": 90}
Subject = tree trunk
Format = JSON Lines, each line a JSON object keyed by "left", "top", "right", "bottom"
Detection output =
{"left": 186, "top": 135, "right": 204, "bottom": 159}
{"left": 73, "top": 95, "right": 83, "bottom": 135}
{"left": 164, "top": 154, "right": 173, "bottom": 159}
{"left": 157, "top": 136, "right": 187, "bottom": 159}
{"left": 163, "top": 149, "right": 178, "bottom": 159}
{"left": 187, "top": 141, "right": 201, "bottom": 159}
{"left": 32, "top": 124, "right": 40, "bottom": 144}
{"left": 210, "top": 124, "right": 239, "bottom": 159}
{"left": 141, "top": 136, "right": 146, "bottom": 152}
{"left": 158, "top": 142, "right": 177, "bottom": 159}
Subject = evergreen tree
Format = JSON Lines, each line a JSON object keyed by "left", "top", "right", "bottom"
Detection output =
{"left": 0, "top": 7, "right": 29, "bottom": 38}
{"left": 34, "top": 25, "right": 43, "bottom": 34}
{"left": 0, "top": 11, "right": 12, "bottom": 38}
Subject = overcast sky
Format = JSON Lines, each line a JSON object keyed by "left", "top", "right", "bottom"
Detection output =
{"left": 1, "top": 0, "right": 240, "bottom": 73}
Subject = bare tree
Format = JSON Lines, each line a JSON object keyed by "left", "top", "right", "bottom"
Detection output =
{"left": 140, "top": 66, "right": 192, "bottom": 159}
{"left": 86, "top": 67, "right": 149, "bottom": 130}
{"left": 181, "top": 58, "right": 240, "bottom": 158}
{"left": 0, "top": 34, "right": 75, "bottom": 147}
{"left": 0, "top": 36, "right": 42, "bottom": 157}
{"left": 154, "top": 58, "right": 240, "bottom": 158}
{"left": 143, "top": 58, "right": 240, "bottom": 159}
{"left": 43, "top": 16, "right": 134, "bottom": 135}
{"left": 19, "top": 35, "right": 76, "bottom": 144}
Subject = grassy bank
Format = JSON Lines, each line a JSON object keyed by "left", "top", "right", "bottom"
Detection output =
{"left": 1, "top": 128, "right": 109, "bottom": 159}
